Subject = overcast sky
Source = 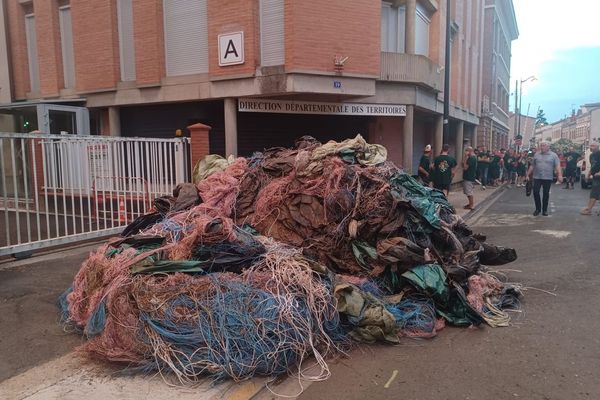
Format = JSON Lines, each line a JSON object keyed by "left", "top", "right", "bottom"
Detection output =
{"left": 510, "top": 0, "right": 600, "bottom": 123}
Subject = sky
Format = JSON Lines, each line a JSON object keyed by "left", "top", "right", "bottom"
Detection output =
{"left": 510, "top": 0, "right": 600, "bottom": 123}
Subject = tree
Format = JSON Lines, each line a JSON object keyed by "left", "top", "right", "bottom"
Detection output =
{"left": 550, "top": 138, "right": 583, "bottom": 154}
{"left": 535, "top": 109, "right": 548, "bottom": 128}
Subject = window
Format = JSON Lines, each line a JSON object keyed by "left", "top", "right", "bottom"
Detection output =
{"left": 24, "top": 11, "right": 40, "bottom": 93}
{"left": 117, "top": 0, "right": 136, "bottom": 81}
{"left": 59, "top": 3, "right": 75, "bottom": 88}
{"left": 260, "top": 0, "right": 284, "bottom": 66}
{"left": 381, "top": 2, "right": 405, "bottom": 53}
{"left": 163, "top": 0, "right": 208, "bottom": 76}
{"left": 415, "top": 3, "right": 431, "bottom": 56}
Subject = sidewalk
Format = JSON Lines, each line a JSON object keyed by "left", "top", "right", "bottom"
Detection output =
{"left": 448, "top": 182, "right": 507, "bottom": 220}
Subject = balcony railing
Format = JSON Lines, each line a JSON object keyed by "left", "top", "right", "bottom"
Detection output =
{"left": 379, "top": 52, "right": 443, "bottom": 91}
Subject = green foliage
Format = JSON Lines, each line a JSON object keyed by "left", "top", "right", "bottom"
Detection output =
{"left": 535, "top": 109, "right": 548, "bottom": 128}
{"left": 549, "top": 138, "right": 583, "bottom": 154}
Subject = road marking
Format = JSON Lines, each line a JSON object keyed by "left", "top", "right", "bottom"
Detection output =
{"left": 384, "top": 370, "right": 399, "bottom": 389}
{"left": 532, "top": 229, "right": 571, "bottom": 239}
{"left": 472, "top": 213, "right": 537, "bottom": 227}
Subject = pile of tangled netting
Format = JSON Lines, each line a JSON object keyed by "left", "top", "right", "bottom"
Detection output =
{"left": 58, "top": 135, "right": 520, "bottom": 384}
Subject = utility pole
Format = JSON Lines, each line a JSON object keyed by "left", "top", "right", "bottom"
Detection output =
{"left": 514, "top": 79, "right": 519, "bottom": 141}
{"left": 443, "top": 0, "right": 451, "bottom": 145}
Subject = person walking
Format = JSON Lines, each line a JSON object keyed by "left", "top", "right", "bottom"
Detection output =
{"left": 432, "top": 143, "right": 457, "bottom": 197}
{"left": 563, "top": 145, "right": 581, "bottom": 189}
{"left": 462, "top": 146, "right": 478, "bottom": 209}
{"left": 418, "top": 144, "right": 433, "bottom": 186}
{"left": 526, "top": 141, "right": 563, "bottom": 216}
{"left": 580, "top": 142, "right": 600, "bottom": 215}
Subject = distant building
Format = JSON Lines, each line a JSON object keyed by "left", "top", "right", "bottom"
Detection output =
{"left": 477, "top": 0, "right": 518, "bottom": 151}
{"left": 508, "top": 111, "right": 535, "bottom": 148}
{"left": 532, "top": 103, "right": 600, "bottom": 147}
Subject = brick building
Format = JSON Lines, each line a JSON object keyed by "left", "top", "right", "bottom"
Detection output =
{"left": 0, "top": 0, "right": 506, "bottom": 174}
{"left": 477, "top": 0, "right": 518, "bottom": 151}
{"left": 533, "top": 103, "right": 600, "bottom": 147}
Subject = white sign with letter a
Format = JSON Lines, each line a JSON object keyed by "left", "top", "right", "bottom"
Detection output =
{"left": 218, "top": 32, "right": 244, "bottom": 66}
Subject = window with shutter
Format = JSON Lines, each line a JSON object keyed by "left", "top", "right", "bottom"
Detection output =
{"left": 59, "top": 5, "right": 76, "bottom": 88}
{"left": 163, "top": 0, "right": 208, "bottom": 76}
{"left": 25, "top": 14, "right": 40, "bottom": 93}
{"left": 118, "top": 0, "right": 136, "bottom": 81}
{"left": 260, "top": 0, "right": 284, "bottom": 66}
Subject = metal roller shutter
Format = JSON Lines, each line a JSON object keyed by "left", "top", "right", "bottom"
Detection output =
{"left": 260, "top": 0, "right": 284, "bottom": 66}
{"left": 117, "top": 0, "right": 136, "bottom": 82}
{"left": 163, "top": 0, "right": 208, "bottom": 76}
{"left": 59, "top": 6, "right": 76, "bottom": 88}
{"left": 25, "top": 14, "right": 40, "bottom": 93}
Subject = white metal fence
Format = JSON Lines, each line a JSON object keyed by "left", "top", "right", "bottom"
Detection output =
{"left": 0, "top": 132, "right": 190, "bottom": 256}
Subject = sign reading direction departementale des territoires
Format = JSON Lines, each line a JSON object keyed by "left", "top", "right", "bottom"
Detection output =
{"left": 238, "top": 98, "right": 407, "bottom": 117}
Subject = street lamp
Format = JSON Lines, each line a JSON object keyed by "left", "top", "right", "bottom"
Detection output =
{"left": 442, "top": 0, "right": 451, "bottom": 145}
{"left": 517, "top": 76, "right": 537, "bottom": 145}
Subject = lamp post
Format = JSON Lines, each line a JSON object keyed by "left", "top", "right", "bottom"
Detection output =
{"left": 442, "top": 0, "right": 451, "bottom": 145}
{"left": 517, "top": 75, "right": 537, "bottom": 144}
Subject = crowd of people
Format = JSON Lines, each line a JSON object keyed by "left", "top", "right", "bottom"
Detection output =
{"left": 416, "top": 141, "right": 600, "bottom": 216}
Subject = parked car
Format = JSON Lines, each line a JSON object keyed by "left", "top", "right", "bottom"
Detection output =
{"left": 577, "top": 149, "right": 592, "bottom": 189}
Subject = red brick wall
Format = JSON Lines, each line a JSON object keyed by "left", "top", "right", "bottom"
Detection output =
{"left": 71, "top": 0, "right": 120, "bottom": 92}
{"left": 189, "top": 123, "right": 211, "bottom": 172}
{"left": 34, "top": 0, "right": 63, "bottom": 96}
{"left": 133, "top": 0, "right": 165, "bottom": 85}
{"left": 7, "top": 1, "right": 30, "bottom": 99}
{"left": 285, "top": 0, "right": 380, "bottom": 76}
{"left": 208, "top": 0, "right": 258, "bottom": 77}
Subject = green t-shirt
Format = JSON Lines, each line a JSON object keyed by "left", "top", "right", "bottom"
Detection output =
{"left": 433, "top": 154, "right": 457, "bottom": 185}
{"left": 505, "top": 156, "right": 516, "bottom": 172}
{"left": 564, "top": 152, "right": 580, "bottom": 170}
{"left": 463, "top": 155, "right": 478, "bottom": 181}
{"left": 419, "top": 155, "right": 431, "bottom": 176}
{"left": 478, "top": 152, "right": 490, "bottom": 164}
{"left": 590, "top": 151, "right": 600, "bottom": 178}
{"left": 517, "top": 157, "right": 528, "bottom": 173}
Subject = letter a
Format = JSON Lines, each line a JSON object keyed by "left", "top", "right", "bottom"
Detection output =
{"left": 224, "top": 40, "right": 239, "bottom": 59}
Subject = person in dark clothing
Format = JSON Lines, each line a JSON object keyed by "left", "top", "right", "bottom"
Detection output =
{"left": 563, "top": 146, "right": 582, "bottom": 189}
{"left": 526, "top": 141, "right": 563, "bottom": 216}
{"left": 432, "top": 143, "right": 457, "bottom": 197}
{"left": 418, "top": 144, "right": 433, "bottom": 186}
{"left": 580, "top": 142, "right": 600, "bottom": 215}
{"left": 477, "top": 147, "right": 490, "bottom": 189}
{"left": 516, "top": 150, "right": 528, "bottom": 187}
{"left": 489, "top": 150, "right": 502, "bottom": 186}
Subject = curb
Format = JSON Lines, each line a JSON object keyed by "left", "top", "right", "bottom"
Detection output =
{"left": 462, "top": 184, "right": 508, "bottom": 223}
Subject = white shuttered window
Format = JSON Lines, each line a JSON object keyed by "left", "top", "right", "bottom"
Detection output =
{"left": 59, "top": 5, "right": 76, "bottom": 88}
{"left": 260, "top": 0, "right": 284, "bottom": 66}
{"left": 25, "top": 14, "right": 40, "bottom": 93}
{"left": 163, "top": 0, "right": 208, "bottom": 76}
{"left": 415, "top": 3, "right": 431, "bottom": 56}
{"left": 118, "top": 0, "right": 136, "bottom": 81}
{"left": 381, "top": 2, "right": 405, "bottom": 53}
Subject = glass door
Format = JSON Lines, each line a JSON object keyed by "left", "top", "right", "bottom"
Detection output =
{"left": 36, "top": 104, "right": 90, "bottom": 135}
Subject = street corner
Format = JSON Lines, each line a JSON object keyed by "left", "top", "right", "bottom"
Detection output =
{"left": 0, "top": 353, "right": 268, "bottom": 400}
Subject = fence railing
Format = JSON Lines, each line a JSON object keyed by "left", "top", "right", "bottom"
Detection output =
{"left": 0, "top": 133, "right": 190, "bottom": 256}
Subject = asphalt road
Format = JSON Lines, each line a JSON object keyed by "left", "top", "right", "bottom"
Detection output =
{"left": 0, "top": 246, "right": 92, "bottom": 382}
{"left": 297, "top": 185, "right": 600, "bottom": 400}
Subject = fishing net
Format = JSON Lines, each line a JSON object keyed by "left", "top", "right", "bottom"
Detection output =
{"left": 59, "top": 135, "right": 521, "bottom": 384}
